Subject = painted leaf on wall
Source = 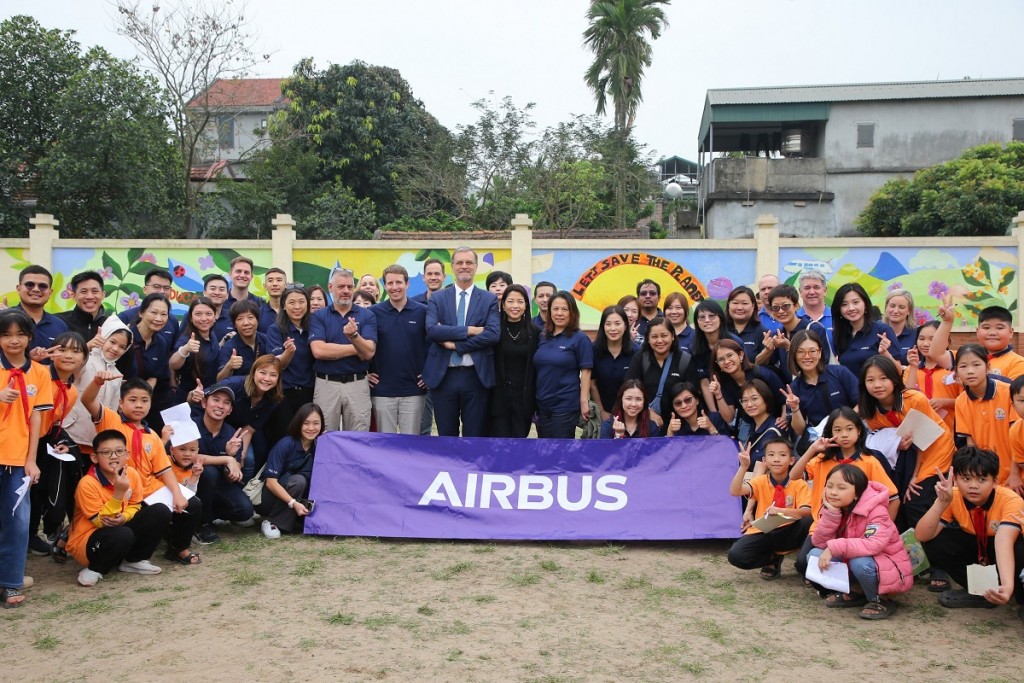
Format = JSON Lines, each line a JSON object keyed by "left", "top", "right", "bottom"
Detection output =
{"left": 101, "top": 251, "right": 123, "bottom": 280}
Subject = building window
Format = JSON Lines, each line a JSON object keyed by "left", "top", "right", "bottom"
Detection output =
{"left": 857, "top": 123, "right": 875, "bottom": 148}
{"left": 1014, "top": 119, "right": 1024, "bottom": 142}
{"left": 217, "top": 115, "right": 235, "bottom": 150}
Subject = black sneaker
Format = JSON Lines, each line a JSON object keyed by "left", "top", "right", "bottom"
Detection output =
{"left": 193, "top": 524, "right": 221, "bottom": 546}
{"left": 28, "top": 535, "right": 52, "bottom": 556}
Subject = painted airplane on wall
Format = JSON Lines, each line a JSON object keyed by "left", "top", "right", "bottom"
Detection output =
{"left": 783, "top": 259, "right": 833, "bottom": 275}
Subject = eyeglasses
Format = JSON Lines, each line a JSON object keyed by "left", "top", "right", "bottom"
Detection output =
{"left": 638, "top": 290, "right": 659, "bottom": 297}
{"left": 95, "top": 448, "right": 128, "bottom": 459}
{"left": 795, "top": 348, "right": 820, "bottom": 357}
{"left": 771, "top": 303, "right": 794, "bottom": 313}
{"left": 696, "top": 313, "right": 718, "bottom": 321}
{"left": 739, "top": 397, "right": 762, "bottom": 406}
{"left": 21, "top": 281, "right": 50, "bottom": 290}
{"left": 147, "top": 283, "right": 173, "bottom": 292}
{"left": 673, "top": 396, "right": 696, "bottom": 406}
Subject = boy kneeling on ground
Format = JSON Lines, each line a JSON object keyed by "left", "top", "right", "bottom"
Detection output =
{"left": 67, "top": 430, "right": 172, "bottom": 587}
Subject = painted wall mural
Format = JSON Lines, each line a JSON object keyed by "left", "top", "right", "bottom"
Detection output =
{"left": 0, "top": 247, "right": 29, "bottom": 304}
{"left": 292, "top": 247, "right": 513, "bottom": 300}
{"left": 44, "top": 247, "right": 273, "bottom": 316}
{"left": 778, "top": 245, "right": 1018, "bottom": 326}
{"left": 533, "top": 248, "right": 757, "bottom": 326}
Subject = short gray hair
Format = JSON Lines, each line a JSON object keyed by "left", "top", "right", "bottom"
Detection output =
{"left": 330, "top": 267, "right": 354, "bottom": 283}
{"left": 799, "top": 270, "right": 827, "bottom": 288}
{"left": 452, "top": 246, "right": 477, "bottom": 263}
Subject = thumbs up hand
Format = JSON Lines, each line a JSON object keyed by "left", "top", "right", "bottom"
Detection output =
{"left": 0, "top": 378, "right": 18, "bottom": 403}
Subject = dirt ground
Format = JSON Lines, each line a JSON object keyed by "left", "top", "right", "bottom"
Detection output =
{"left": 4, "top": 529, "right": 1021, "bottom": 683}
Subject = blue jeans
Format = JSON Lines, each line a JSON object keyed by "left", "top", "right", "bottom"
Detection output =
{"left": 809, "top": 548, "right": 880, "bottom": 601}
{"left": 241, "top": 445, "right": 257, "bottom": 484}
{"left": 0, "top": 466, "right": 30, "bottom": 588}
{"left": 536, "top": 410, "right": 579, "bottom": 439}
{"left": 197, "top": 465, "right": 255, "bottom": 525}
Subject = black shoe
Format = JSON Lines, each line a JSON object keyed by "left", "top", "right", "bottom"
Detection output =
{"left": 193, "top": 524, "right": 221, "bottom": 545}
{"left": 28, "top": 535, "right": 52, "bottom": 556}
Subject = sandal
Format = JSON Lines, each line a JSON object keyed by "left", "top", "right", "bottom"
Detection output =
{"left": 759, "top": 556, "right": 783, "bottom": 580}
{"left": 860, "top": 600, "right": 895, "bottom": 620}
{"left": 164, "top": 549, "right": 202, "bottom": 565}
{"left": 1, "top": 587, "right": 25, "bottom": 608}
{"left": 51, "top": 525, "right": 69, "bottom": 564}
{"left": 825, "top": 592, "right": 868, "bottom": 608}
{"left": 927, "top": 569, "right": 951, "bottom": 593}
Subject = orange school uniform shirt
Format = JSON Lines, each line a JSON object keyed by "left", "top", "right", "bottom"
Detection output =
{"left": 902, "top": 364, "right": 960, "bottom": 432}
{"left": 67, "top": 465, "right": 145, "bottom": 567}
{"left": 1009, "top": 419, "right": 1024, "bottom": 468}
{"left": 169, "top": 458, "right": 200, "bottom": 491}
{"left": 864, "top": 390, "right": 955, "bottom": 484}
{"left": 95, "top": 406, "right": 173, "bottom": 496}
{"left": 0, "top": 358, "right": 54, "bottom": 466}
{"left": 987, "top": 348, "right": 1024, "bottom": 381}
{"left": 940, "top": 485, "right": 1024, "bottom": 537}
{"left": 805, "top": 453, "right": 897, "bottom": 530}
{"left": 40, "top": 368, "right": 78, "bottom": 437}
{"left": 955, "top": 379, "right": 1017, "bottom": 484}
{"left": 744, "top": 474, "right": 811, "bottom": 535}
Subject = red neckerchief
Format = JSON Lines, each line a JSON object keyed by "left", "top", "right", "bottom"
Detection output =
{"left": 4, "top": 365, "right": 31, "bottom": 426}
{"left": 120, "top": 414, "right": 148, "bottom": 470}
{"left": 970, "top": 506, "right": 989, "bottom": 565}
{"left": 49, "top": 368, "right": 73, "bottom": 440}
{"left": 881, "top": 405, "right": 902, "bottom": 429}
{"left": 920, "top": 367, "right": 938, "bottom": 398}
{"left": 88, "top": 464, "right": 114, "bottom": 491}
{"left": 768, "top": 474, "right": 789, "bottom": 508}
{"left": 988, "top": 347, "right": 1011, "bottom": 360}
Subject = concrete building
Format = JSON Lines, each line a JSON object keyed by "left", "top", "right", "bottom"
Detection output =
{"left": 697, "top": 78, "right": 1024, "bottom": 238}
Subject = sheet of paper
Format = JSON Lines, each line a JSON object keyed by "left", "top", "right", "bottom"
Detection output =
{"left": 895, "top": 408, "right": 946, "bottom": 451}
{"left": 751, "top": 514, "right": 796, "bottom": 533}
{"left": 160, "top": 402, "right": 201, "bottom": 447}
{"left": 143, "top": 483, "right": 196, "bottom": 509}
{"left": 47, "top": 444, "right": 77, "bottom": 462}
{"left": 805, "top": 558, "right": 851, "bottom": 593}
{"left": 12, "top": 475, "right": 31, "bottom": 513}
{"left": 865, "top": 428, "right": 901, "bottom": 467}
{"left": 967, "top": 563, "right": 999, "bottom": 596}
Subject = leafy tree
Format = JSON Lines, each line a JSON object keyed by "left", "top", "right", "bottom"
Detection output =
{"left": 300, "top": 182, "right": 377, "bottom": 240}
{"left": 282, "top": 59, "right": 445, "bottom": 224}
{"left": 456, "top": 96, "right": 536, "bottom": 212}
{"left": 583, "top": 0, "right": 670, "bottom": 227}
{"left": 857, "top": 142, "right": 1024, "bottom": 237}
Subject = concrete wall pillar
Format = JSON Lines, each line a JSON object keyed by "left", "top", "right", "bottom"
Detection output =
{"left": 754, "top": 213, "right": 780, "bottom": 279}
{"left": 28, "top": 213, "right": 59, "bottom": 274}
{"left": 271, "top": 213, "right": 296, "bottom": 282}
{"left": 509, "top": 213, "right": 534, "bottom": 287}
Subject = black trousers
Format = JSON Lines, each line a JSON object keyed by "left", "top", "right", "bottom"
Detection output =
{"left": 256, "top": 474, "right": 308, "bottom": 534}
{"left": 923, "top": 528, "right": 1024, "bottom": 604}
{"left": 897, "top": 475, "right": 938, "bottom": 532}
{"left": 488, "top": 383, "right": 532, "bottom": 438}
{"left": 85, "top": 503, "right": 172, "bottom": 573}
{"left": 266, "top": 386, "right": 314, "bottom": 448}
{"left": 29, "top": 441, "right": 86, "bottom": 538}
{"left": 160, "top": 496, "right": 202, "bottom": 554}
{"left": 728, "top": 516, "right": 812, "bottom": 569}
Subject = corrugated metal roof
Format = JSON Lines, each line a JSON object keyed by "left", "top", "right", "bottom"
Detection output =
{"left": 706, "top": 77, "right": 1024, "bottom": 105}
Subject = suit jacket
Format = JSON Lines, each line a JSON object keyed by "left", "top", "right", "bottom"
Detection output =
{"left": 424, "top": 285, "right": 500, "bottom": 389}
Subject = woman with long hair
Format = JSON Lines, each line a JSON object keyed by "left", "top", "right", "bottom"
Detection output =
{"left": 626, "top": 317, "right": 699, "bottom": 430}
{"left": 662, "top": 381, "right": 729, "bottom": 437}
{"left": 266, "top": 284, "right": 312, "bottom": 445}
{"left": 725, "top": 285, "right": 765, "bottom": 362}
{"left": 533, "top": 291, "right": 592, "bottom": 438}
{"left": 590, "top": 305, "right": 637, "bottom": 422}
{"left": 831, "top": 282, "right": 899, "bottom": 377}
{"left": 489, "top": 285, "right": 539, "bottom": 437}
{"left": 257, "top": 403, "right": 325, "bottom": 539}
{"left": 171, "top": 296, "right": 220, "bottom": 403}
{"left": 600, "top": 379, "right": 657, "bottom": 438}
{"left": 126, "top": 293, "right": 173, "bottom": 433}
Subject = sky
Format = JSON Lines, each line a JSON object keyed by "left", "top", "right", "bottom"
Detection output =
{"left": 5, "top": 0, "right": 1024, "bottom": 162}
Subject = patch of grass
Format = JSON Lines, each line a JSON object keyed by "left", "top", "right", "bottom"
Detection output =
{"left": 210, "top": 601, "right": 221, "bottom": 608}
{"left": 150, "top": 598, "right": 172, "bottom": 608}
{"left": 326, "top": 612, "right": 355, "bottom": 625}
{"left": 676, "top": 567, "right": 707, "bottom": 584}
{"left": 241, "top": 602, "right": 260, "bottom": 611}
{"left": 965, "top": 619, "right": 1004, "bottom": 636}
{"left": 646, "top": 586, "right": 686, "bottom": 600}
{"left": 38, "top": 592, "right": 62, "bottom": 604}
{"left": 432, "top": 561, "right": 473, "bottom": 581}
{"left": 472, "top": 543, "right": 496, "bottom": 554}
{"left": 539, "top": 559, "right": 561, "bottom": 572}
{"left": 318, "top": 542, "right": 363, "bottom": 559}
{"left": 363, "top": 613, "right": 399, "bottom": 631}
{"left": 443, "top": 619, "right": 471, "bottom": 635}
{"left": 706, "top": 581, "right": 737, "bottom": 608}
{"left": 416, "top": 605, "right": 436, "bottom": 616}
{"left": 908, "top": 600, "right": 947, "bottom": 622}
{"left": 680, "top": 661, "right": 707, "bottom": 676}
{"left": 595, "top": 543, "right": 624, "bottom": 556}
{"left": 134, "top": 586, "right": 158, "bottom": 594}
{"left": 293, "top": 559, "right": 323, "bottom": 577}
{"left": 65, "top": 595, "right": 114, "bottom": 614}
{"left": 235, "top": 553, "right": 259, "bottom": 565}
{"left": 850, "top": 637, "right": 875, "bottom": 652}
{"left": 231, "top": 570, "right": 264, "bottom": 587}
{"left": 298, "top": 637, "right": 317, "bottom": 651}
{"left": 696, "top": 619, "right": 727, "bottom": 645}
{"left": 445, "top": 648, "right": 463, "bottom": 661}
{"left": 621, "top": 575, "right": 652, "bottom": 590}
{"left": 472, "top": 594, "right": 497, "bottom": 604}
{"left": 33, "top": 635, "right": 60, "bottom": 651}
{"left": 510, "top": 571, "right": 541, "bottom": 587}
{"left": 172, "top": 584, "right": 188, "bottom": 592}
{"left": 586, "top": 570, "right": 605, "bottom": 584}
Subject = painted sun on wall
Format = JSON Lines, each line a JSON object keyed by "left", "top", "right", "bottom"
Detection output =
{"left": 779, "top": 246, "right": 1017, "bottom": 327}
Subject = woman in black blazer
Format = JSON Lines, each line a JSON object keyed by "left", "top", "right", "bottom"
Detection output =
{"left": 489, "top": 285, "right": 539, "bottom": 437}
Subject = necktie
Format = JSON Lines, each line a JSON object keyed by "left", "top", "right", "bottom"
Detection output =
{"left": 451, "top": 290, "right": 467, "bottom": 365}
{"left": 920, "top": 367, "right": 938, "bottom": 398}
{"left": 971, "top": 506, "right": 989, "bottom": 564}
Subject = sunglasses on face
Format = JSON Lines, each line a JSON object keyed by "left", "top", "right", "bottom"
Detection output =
{"left": 21, "top": 281, "right": 50, "bottom": 290}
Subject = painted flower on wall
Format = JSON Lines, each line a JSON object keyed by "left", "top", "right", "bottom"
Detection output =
{"left": 99, "top": 266, "right": 115, "bottom": 280}
{"left": 914, "top": 308, "right": 933, "bottom": 326}
{"left": 928, "top": 281, "right": 949, "bottom": 300}
{"left": 61, "top": 283, "right": 73, "bottom": 300}
{"left": 119, "top": 293, "right": 141, "bottom": 309}
{"left": 139, "top": 253, "right": 157, "bottom": 264}
{"left": 888, "top": 281, "right": 903, "bottom": 292}
{"left": 198, "top": 255, "right": 215, "bottom": 271}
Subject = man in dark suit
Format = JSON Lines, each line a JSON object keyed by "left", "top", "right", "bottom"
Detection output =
{"left": 424, "top": 247, "right": 500, "bottom": 437}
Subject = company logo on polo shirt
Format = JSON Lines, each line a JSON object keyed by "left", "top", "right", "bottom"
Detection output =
{"left": 144, "top": 442, "right": 153, "bottom": 453}
{"left": 26, "top": 384, "right": 38, "bottom": 396}
{"left": 995, "top": 408, "right": 1007, "bottom": 420}
{"left": 992, "top": 369, "right": 1004, "bottom": 376}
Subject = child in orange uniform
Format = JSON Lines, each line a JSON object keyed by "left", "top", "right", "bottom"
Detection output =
{"left": 727, "top": 437, "right": 812, "bottom": 579}
{"left": 953, "top": 344, "right": 1019, "bottom": 488}
{"left": 68, "top": 430, "right": 171, "bottom": 587}
{"left": 0, "top": 309, "right": 53, "bottom": 607}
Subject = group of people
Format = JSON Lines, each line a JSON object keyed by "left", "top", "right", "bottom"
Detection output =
{"left": 0, "top": 253, "right": 1022, "bottom": 623}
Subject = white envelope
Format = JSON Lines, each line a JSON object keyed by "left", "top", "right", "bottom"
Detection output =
{"left": 895, "top": 408, "right": 946, "bottom": 451}
{"left": 143, "top": 483, "right": 197, "bottom": 509}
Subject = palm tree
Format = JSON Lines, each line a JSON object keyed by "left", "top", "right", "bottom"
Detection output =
{"left": 583, "top": 0, "right": 669, "bottom": 227}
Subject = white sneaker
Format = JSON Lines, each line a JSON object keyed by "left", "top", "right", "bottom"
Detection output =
{"left": 118, "top": 559, "right": 162, "bottom": 575}
{"left": 234, "top": 515, "right": 257, "bottom": 528}
{"left": 77, "top": 568, "right": 102, "bottom": 587}
{"left": 261, "top": 519, "right": 281, "bottom": 540}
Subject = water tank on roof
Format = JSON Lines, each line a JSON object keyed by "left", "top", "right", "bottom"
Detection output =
{"left": 781, "top": 129, "right": 806, "bottom": 157}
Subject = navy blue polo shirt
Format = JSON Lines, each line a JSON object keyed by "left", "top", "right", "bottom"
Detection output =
{"left": 664, "top": 411, "right": 730, "bottom": 437}
{"left": 797, "top": 306, "right": 833, "bottom": 353}
{"left": 719, "top": 366, "right": 786, "bottom": 421}
{"left": 219, "top": 376, "right": 280, "bottom": 431}
{"left": 16, "top": 306, "right": 68, "bottom": 362}
{"left": 257, "top": 302, "right": 280, "bottom": 335}
{"left": 766, "top": 318, "right": 831, "bottom": 382}
{"left": 891, "top": 326, "right": 915, "bottom": 366}
{"left": 636, "top": 311, "right": 664, "bottom": 341}
{"left": 264, "top": 435, "right": 315, "bottom": 481}
{"left": 212, "top": 306, "right": 234, "bottom": 339}
{"left": 591, "top": 341, "right": 638, "bottom": 413}
{"left": 531, "top": 313, "right": 545, "bottom": 330}
{"left": 308, "top": 304, "right": 377, "bottom": 375}
{"left": 129, "top": 324, "right": 171, "bottom": 382}
{"left": 790, "top": 365, "right": 859, "bottom": 428}
{"left": 196, "top": 417, "right": 232, "bottom": 458}
{"left": 693, "top": 332, "right": 743, "bottom": 380}
{"left": 119, "top": 307, "right": 179, "bottom": 346}
{"left": 599, "top": 417, "right": 659, "bottom": 439}
{"left": 730, "top": 321, "right": 765, "bottom": 362}
{"left": 172, "top": 331, "right": 219, "bottom": 402}
{"left": 226, "top": 291, "right": 264, "bottom": 306}
{"left": 533, "top": 330, "right": 593, "bottom": 413}
{"left": 836, "top": 320, "right": 899, "bottom": 378}
{"left": 267, "top": 321, "right": 313, "bottom": 390}
{"left": 369, "top": 299, "right": 427, "bottom": 397}
{"left": 217, "top": 331, "right": 270, "bottom": 377}
{"left": 675, "top": 325, "right": 696, "bottom": 354}
{"left": 759, "top": 307, "right": 783, "bottom": 334}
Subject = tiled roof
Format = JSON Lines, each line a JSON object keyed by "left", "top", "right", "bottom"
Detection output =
{"left": 187, "top": 78, "right": 288, "bottom": 109}
{"left": 706, "top": 77, "right": 1024, "bottom": 106}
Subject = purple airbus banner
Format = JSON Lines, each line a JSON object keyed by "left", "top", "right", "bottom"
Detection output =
{"left": 304, "top": 433, "right": 741, "bottom": 541}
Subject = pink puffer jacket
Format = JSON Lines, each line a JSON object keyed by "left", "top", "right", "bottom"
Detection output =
{"left": 811, "top": 480, "right": 913, "bottom": 595}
